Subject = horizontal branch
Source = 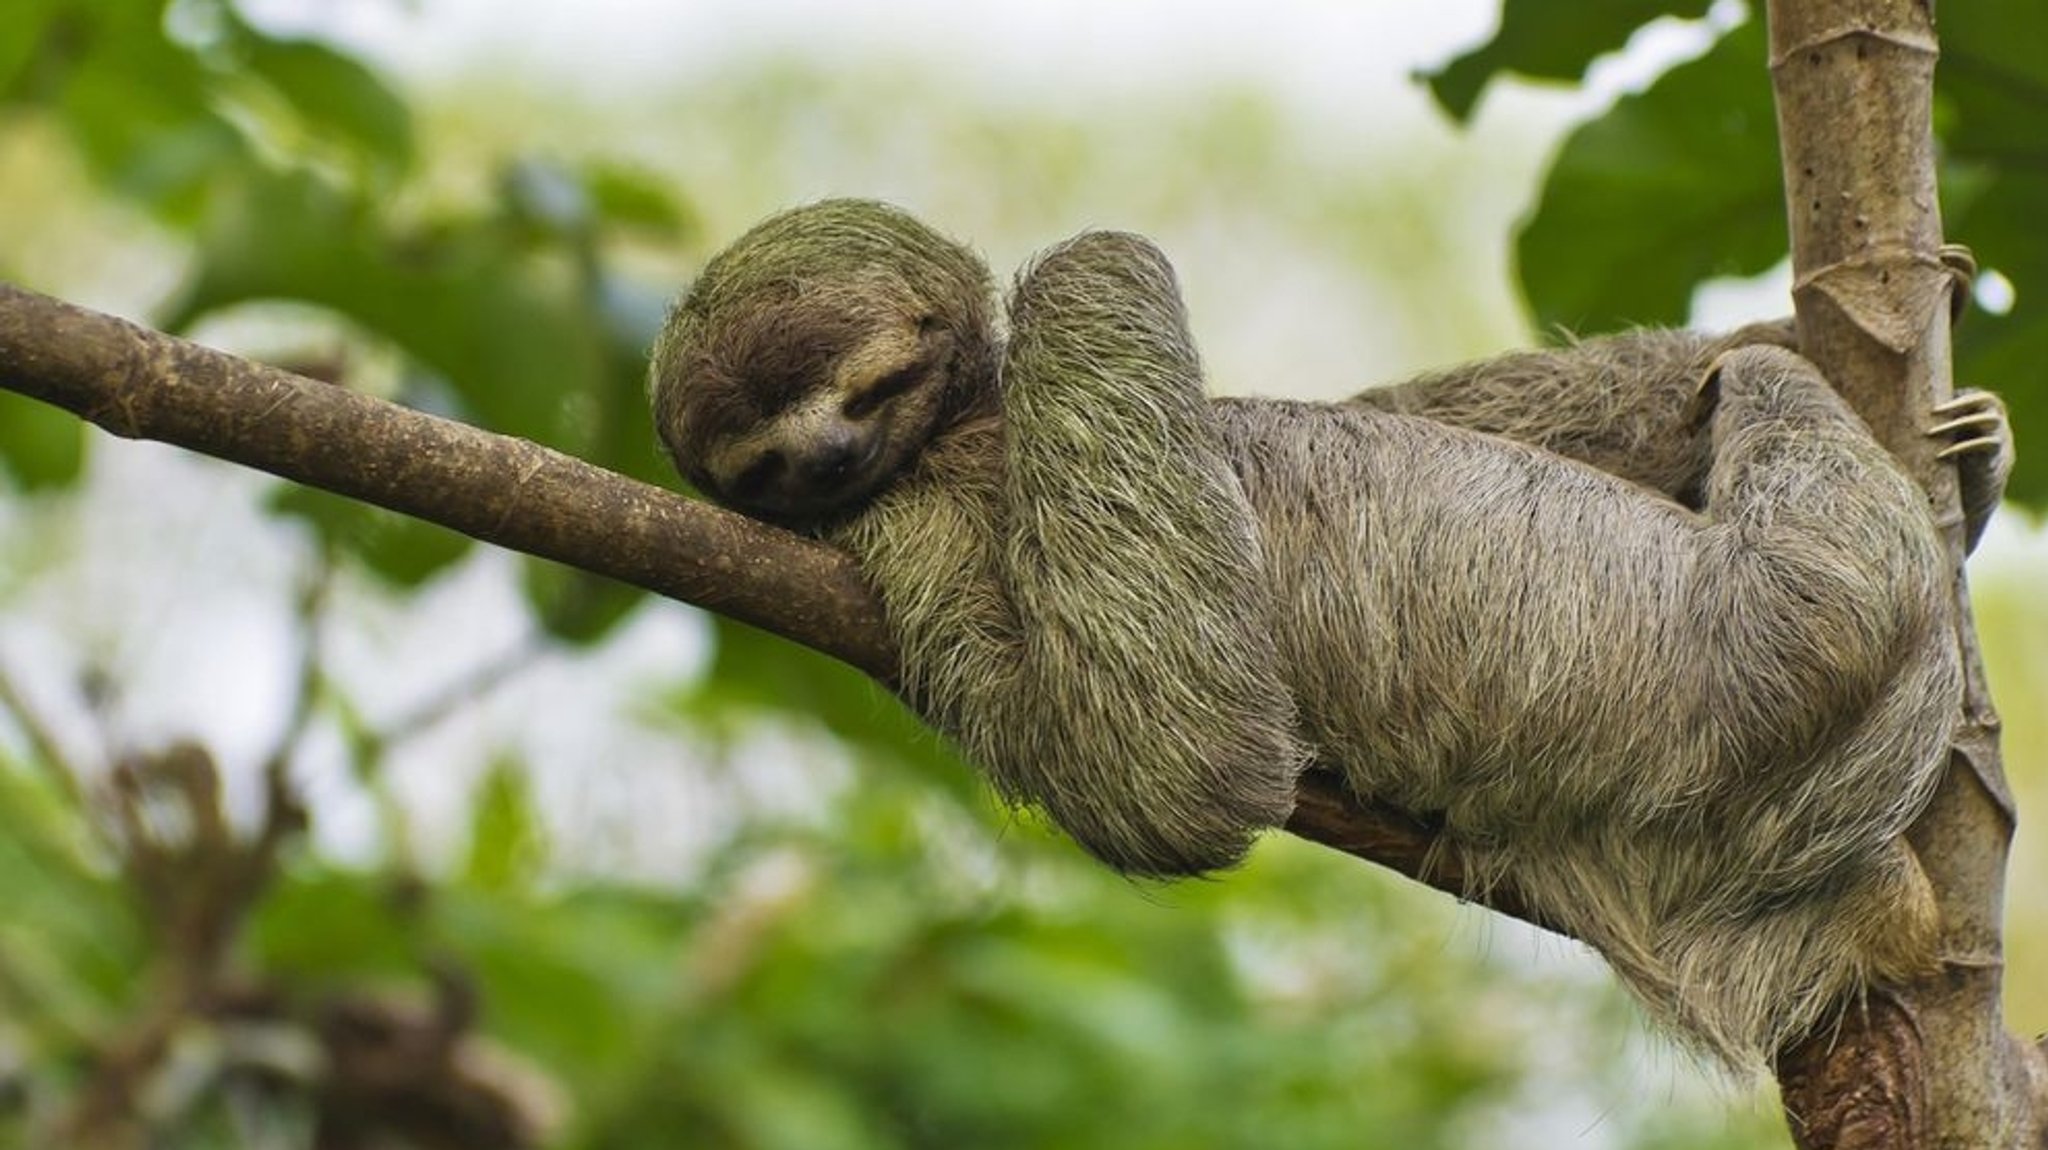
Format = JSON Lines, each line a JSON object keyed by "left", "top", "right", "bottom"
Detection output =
{"left": 0, "top": 282, "right": 1551, "bottom": 933}
{"left": 0, "top": 283, "right": 894, "bottom": 678}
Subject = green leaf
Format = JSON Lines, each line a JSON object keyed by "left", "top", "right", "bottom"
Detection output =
{"left": 0, "top": 391, "right": 85, "bottom": 489}
{"left": 249, "top": 867, "right": 418, "bottom": 980}
{"left": 521, "top": 559, "right": 642, "bottom": 645}
{"left": 586, "top": 161, "right": 699, "bottom": 241}
{"left": 269, "top": 485, "right": 472, "bottom": 587}
{"left": 238, "top": 33, "right": 414, "bottom": 175}
{"left": 1936, "top": 1, "right": 2048, "bottom": 162}
{"left": 1517, "top": 17, "right": 1783, "bottom": 333}
{"left": 1512, "top": 4, "right": 2048, "bottom": 509}
{"left": 426, "top": 885, "right": 693, "bottom": 1093}
{"left": 0, "top": 0, "right": 61, "bottom": 97}
{"left": 1952, "top": 202, "right": 2048, "bottom": 505}
{"left": 54, "top": 5, "right": 246, "bottom": 222}
{"left": 167, "top": 166, "right": 612, "bottom": 450}
{"left": 682, "top": 615, "right": 980, "bottom": 801}
{"left": 462, "top": 757, "right": 546, "bottom": 894}
{"left": 1423, "top": 0, "right": 1711, "bottom": 122}
{"left": 1938, "top": 3, "right": 2048, "bottom": 508}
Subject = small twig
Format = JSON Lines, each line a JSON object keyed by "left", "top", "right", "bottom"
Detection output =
{"left": 261, "top": 554, "right": 332, "bottom": 784}
{"left": 378, "top": 632, "right": 550, "bottom": 752}
{"left": 0, "top": 660, "right": 83, "bottom": 805}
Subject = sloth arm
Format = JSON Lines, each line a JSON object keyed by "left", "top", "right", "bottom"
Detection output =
{"left": 1346, "top": 321, "right": 1798, "bottom": 504}
{"left": 1353, "top": 323, "right": 2011, "bottom": 549}
{"left": 1679, "top": 346, "right": 1955, "bottom": 771}
{"left": 843, "top": 230, "right": 1309, "bottom": 876}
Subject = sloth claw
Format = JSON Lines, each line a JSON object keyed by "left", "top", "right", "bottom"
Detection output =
{"left": 1936, "top": 435, "right": 2003, "bottom": 461}
{"left": 1925, "top": 388, "right": 2011, "bottom": 551}
{"left": 1925, "top": 390, "right": 2009, "bottom": 458}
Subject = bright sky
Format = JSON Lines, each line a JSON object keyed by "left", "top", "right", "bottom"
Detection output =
{"left": 251, "top": 0, "right": 1505, "bottom": 121}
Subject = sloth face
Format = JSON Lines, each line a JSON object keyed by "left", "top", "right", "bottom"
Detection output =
{"left": 661, "top": 296, "right": 969, "bottom": 529}
{"left": 650, "top": 199, "right": 1000, "bottom": 530}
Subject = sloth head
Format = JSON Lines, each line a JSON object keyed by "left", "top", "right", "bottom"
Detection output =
{"left": 648, "top": 199, "right": 1001, "bottom": 528}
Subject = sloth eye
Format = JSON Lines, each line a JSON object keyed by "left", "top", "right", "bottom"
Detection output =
{"left": 844, "top": 362, "right": 926, "bottom": 419}
{"left": 730, "top": 450, "right": 784, "bottom": 497}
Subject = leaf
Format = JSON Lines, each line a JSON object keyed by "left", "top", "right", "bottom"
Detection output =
{"left": 0, "top": 391, "right": 85, "bottom": 489}
{"left": 586, "top": 161, "right": 699, "bottom": 241}
{"left": 521, "top": 559, "right": 642, "bottom": 645}
{"left": 1422, "top": 0, "right": 1712, "bottom": 122}
{"left": 682, "top": 615, "right": 981, "bottom": 801}
{"left": 462, "top": 757, "right": 546, "bottom": 894}
{"left": 0, "top": 0, "right": 61, "bottom": 97}
{"left": 238, "top": 32, "right": 414, "bottom": 175}
{"left": 249, "top": 867, "right": 418, "bottom": 980}
{"left": 270, "top": 485, "right": 472, "bottom": 588}
{"left": 167, "top": 166, "right": 612, "bottom": 451}
{"left": 1952, "top": 234, "right": 2048, "bottom": 506}
{"left": 1937, "top": 3, "right": 2048, "bottom": 508}
{"left": 1516, "top": 17, "right": 1783, "bottom": 334}
{"left": 1513, "top": 4, "right": 2048, "bottom": 508}
{"left": 53, "top": 5, "right": 246, "bottom": 222}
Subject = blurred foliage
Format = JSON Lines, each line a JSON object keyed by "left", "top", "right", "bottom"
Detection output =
{"left": 1425, "top": 0, "right": 2048, "bottom": 505}
{"left": 2, "top": 0, "right": 686, "bottom": 640}
{"left": 0, "top": 0, "right": 2039, "bottom": 1148}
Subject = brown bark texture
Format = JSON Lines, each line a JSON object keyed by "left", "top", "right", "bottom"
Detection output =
{"left": 0, "top": 281, "right": 1535, "bottom": 928}
{"left": 1763, "top": 0, "right": 2047, "bottom": 1146}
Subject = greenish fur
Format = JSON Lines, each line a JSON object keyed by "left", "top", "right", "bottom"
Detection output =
{"left": 650, "top": 199, "right": 2003, "bottom": 1069}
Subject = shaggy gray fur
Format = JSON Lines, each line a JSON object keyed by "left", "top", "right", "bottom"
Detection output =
{"left": 650, "top": 199, "right": 1981, "bottom": 1068}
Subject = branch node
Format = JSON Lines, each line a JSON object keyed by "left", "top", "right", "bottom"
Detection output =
{"left": 1768, "top": 25, "right": 1937, "bottom": 70}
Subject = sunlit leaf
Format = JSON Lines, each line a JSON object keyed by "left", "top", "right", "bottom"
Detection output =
{"left": 0, "top": 392, "right": 85, "bottom": 489}
{"left": 53, "top": 5, "right": 245, "bottom": 222}
{"left": 462, "top": 757, "right": 546, "bottom": 894}
{"left": 521, "top": 560, "right": 642, "bottom": 645}
{"left": 167, "top": 166, "right": 611, "bottom": 449}
{"left": 1516, "top": 18, "right": 1782, "bottom": 333}
{"left": 0, "top": 758, "right": 141, "bottom": 1027}
{"left": 1938, "top": 2, "right": 2048, "bottom": 506}
{"left": 1422, "top": 0, "right": 1711, "bottom": 121}
{"left": 586, "top": 161, "right": 699, "bottom": 241}
{"left": 270, "top": 485, "right": 472, "bottom": 588}
{"left": 238, "top": 32, "right": 415, "bottom": 175}
{"left": 0, "top": 0, "right": 62, "bottom": 97}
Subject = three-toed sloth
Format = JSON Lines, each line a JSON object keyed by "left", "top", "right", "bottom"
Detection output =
{"left": 649, "top": 200, "right": 2009, "bottom": 1067}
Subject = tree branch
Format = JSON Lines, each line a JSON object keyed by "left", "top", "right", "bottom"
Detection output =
{"left": 0, "top": 281, "right": 1556, "bottom": 935}
{"left": 1763, "top": 1, "right": 2047, "bottom": 1143}
{"left": 0, "top": 283, "right": 894, "bottom": 678}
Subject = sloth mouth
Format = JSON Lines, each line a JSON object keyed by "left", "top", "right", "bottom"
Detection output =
{"left": 728, "top": 437, "right": 896, "bottom": 531}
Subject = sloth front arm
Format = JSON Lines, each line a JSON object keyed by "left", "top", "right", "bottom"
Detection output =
{"left": 837, "top": 231, "right": 1309, "bottom": 876}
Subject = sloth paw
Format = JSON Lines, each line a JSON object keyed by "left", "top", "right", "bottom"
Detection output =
{"left": 1930, "top": 389, "right": 2008, "bottom": 462}
{"left": 1929, "top": 388, "right": 2012, "bottom": 551}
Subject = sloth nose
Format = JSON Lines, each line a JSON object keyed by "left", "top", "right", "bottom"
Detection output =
{"left": 800, "top": 433, "right": 862, "bottom": 485}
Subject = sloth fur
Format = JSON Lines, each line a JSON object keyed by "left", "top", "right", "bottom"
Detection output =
{"left": 649, "top": 199, "right": 1996, "bottom": 1067}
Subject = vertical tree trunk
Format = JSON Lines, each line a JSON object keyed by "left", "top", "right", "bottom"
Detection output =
{"left": 1763, "top": 1, "right": 2047, "bottom": 1145}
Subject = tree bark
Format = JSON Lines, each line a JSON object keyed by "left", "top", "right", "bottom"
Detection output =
{"left": 1763, "top": 1, "right": 2047, "bottom": 1145}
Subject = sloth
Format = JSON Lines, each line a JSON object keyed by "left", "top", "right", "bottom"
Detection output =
{"left": 648, "top": 199, "right": 2008, "bottom": 1067}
